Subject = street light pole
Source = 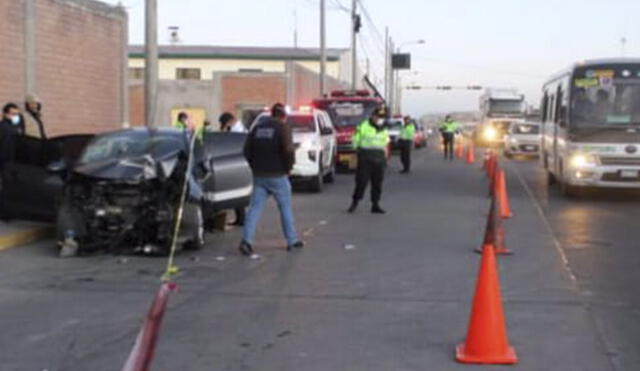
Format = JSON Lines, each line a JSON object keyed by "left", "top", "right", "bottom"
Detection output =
{"left": 350, "top": 0, "right": 357, "bottom": 90}
{"left": 320, "top": 0, "right": 327, "bottom": 96}
{"left": 145, "top": 0, "right": 158, "bottom": 128}
{"left": 384, "top": 27, "right": 389, "bottom": 101}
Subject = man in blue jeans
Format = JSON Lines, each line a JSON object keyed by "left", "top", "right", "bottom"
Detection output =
{"left": 239, "top": 103, "right": 304, "bottom": 256}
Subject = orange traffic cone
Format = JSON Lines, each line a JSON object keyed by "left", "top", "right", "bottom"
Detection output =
{"left": 486, "top": 152, "right": 497, "bottom": 179}
{"left": 455, "top": 139, "right": 464, "bottom": 159}
{"left": 465, "top": 142, "right": 476, "bottom": 164}
{"left": 496, "top": 169, "right": 513, "bottom": 219}
{"left": 456, "top": 243, "right": 518, "bottom": 364}
{"left": 475, "top": 198, "right": 513, "bottom": 255}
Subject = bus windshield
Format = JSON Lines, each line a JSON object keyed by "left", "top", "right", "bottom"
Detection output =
{"left": 315, "top": 100, "right": 380, "bottom": 127}
{"left": 571, "top": 65, "right": 640, "bottom": 127}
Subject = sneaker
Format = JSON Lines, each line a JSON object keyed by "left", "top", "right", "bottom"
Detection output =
{"left": 238, "top": 240, "right": 253, "bottom": 256}
{"left": 371, "top": 204, "right": 387, "bottom": 214}
{"left": 287, "top": 241, "right": 305, "bottom": 251}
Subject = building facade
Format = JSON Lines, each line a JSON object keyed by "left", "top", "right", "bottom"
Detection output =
{"left": 128, "top": 45, "right": 355, "bottom": 128}
{"left": 0, "top": 0, "right": 128, "bottom": 136}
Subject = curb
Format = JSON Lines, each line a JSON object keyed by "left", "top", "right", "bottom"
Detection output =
{"left": 0, "top": 226, "right": 54, "bottom": 251}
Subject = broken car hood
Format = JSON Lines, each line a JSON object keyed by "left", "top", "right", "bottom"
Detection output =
{"left": 72, "top": 150, "right": 182, "bottom": 181}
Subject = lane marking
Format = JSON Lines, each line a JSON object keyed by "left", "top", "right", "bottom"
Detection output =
{"left": 510, "top": 164, "right": 579, "bottom": 289}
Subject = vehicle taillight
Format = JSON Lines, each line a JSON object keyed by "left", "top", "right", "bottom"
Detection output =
{"left": 337, "top": 131, "right": 352, "bottom": 144}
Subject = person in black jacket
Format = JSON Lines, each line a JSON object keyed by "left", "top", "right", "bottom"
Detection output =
{"left": 239, "top": 103, "right": 304, "bottom": 256}
{"left": 0, "top": 103, "right": 24, "bottom": 171}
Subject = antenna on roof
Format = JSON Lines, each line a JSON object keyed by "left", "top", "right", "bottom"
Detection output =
{"left": 169, "top": 26, "right": 181, "bottom": 45}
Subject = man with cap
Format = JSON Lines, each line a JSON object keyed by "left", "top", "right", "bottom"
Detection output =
{"left": 347, "top": 107, "right": 390, "bottom": 214}
{"left": 399, "top": 115, "right": 416, "bottom": 173}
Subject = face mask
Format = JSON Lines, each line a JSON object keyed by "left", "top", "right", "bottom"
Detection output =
{"left": 374, "top": 118, "right": 384, "bottom": 126}
{"left": 10, "top": 115, "right": 20, "bottom": 125}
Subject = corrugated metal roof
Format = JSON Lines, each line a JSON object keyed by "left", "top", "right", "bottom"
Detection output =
{"left": 128, "top": 45, "right": 348, "bottom": 61}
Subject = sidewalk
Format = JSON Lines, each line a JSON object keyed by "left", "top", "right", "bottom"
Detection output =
{"left": 0, "top": 221, "right": 53, "bottom": 251}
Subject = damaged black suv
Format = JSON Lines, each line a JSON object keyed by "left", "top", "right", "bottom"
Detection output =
{"left": 0, "top": 128, "right": 252, "bottom": 256}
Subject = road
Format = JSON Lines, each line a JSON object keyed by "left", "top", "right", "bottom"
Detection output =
{"left": 0, "top": 142, "right": 638, "bottom": 370}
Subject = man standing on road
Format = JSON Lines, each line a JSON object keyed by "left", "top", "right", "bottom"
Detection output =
{"left": 399, "top": 115, "right": 416, "bottom": 174}
{"left": 439, "top": 115, "right": 459, "bottom": 160}
{"left": 219, "top": 112, "right": 246, "bottom": 227}
{"left": 239, "top": 103, "right": 304, "bottom": 255}
{"left": 347, "top": 107, "right": 390, "bottom": 214}
{"left": 22, "top": 94, "right": 46, "bottom": 139}
{"left": 0, "top": 103, "right": 24, "bottom": 170}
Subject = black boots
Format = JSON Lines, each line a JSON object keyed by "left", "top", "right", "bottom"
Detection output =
{"left": 347, "top": 201, "right": 358, "bottom": 213}
{"left": 371, "top": 204, "right": 386, "bottom": 214}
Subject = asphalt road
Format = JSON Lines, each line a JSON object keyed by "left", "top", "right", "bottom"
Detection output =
{"left": 0, "top": 143, "right": 638, "bottom": 370}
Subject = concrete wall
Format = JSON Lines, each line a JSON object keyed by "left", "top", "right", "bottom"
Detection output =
{"left": 291, "top": 63, "right": 348, "bottom": 107}
{"left": 0, "top": 0, "right": 127, "bottom": 136}
{"left": 129, "top": 57, "right": 342, "bottom": 80}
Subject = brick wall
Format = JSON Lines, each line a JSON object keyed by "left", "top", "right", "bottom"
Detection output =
{"left": 221, "top": 74, "right": 287, "bottom": 114}
{"left": 0, "top": 1, "right": 26, "bottom": 106}
{"left": 0, "top": 0, "right": 127, "bottom": 136}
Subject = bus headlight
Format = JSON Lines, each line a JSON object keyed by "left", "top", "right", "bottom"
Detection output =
{"left": 483, "top": 127, "right": 498, "bottom": 141}
{"left": 569, "top": 153, "right": 597, "bottom": 168}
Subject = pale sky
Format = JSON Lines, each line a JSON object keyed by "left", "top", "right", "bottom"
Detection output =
{"left": 106, "top": 0, "right": 639, "bottom": 116}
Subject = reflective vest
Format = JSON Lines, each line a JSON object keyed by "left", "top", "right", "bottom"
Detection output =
{"left": 400, "top": 123, "right": 416, "bottom": 140}
{"left": 173, "top": 120, "right": 188, "bottom": 130}
{"left": 440, "top": 120, "right": 459, "bottom": 133}
{"left": 352, "top": 120, "right": 390, "bottom": 151}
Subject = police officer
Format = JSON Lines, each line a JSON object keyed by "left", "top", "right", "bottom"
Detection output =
{"left": 347, "top": 107, "right": 390, "bottom": 214}
{"left": 439, "top": 115, "right": 459, "bottom": 160}
{"left": 399, "top": 115, "right": 416, "bottom": 173}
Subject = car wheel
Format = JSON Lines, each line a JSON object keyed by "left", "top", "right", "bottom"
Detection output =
{"left": 547, "top": 169, "right": 557, "bottom": 185}
{"left": 323, "top": 157, "right": 336, "bottom": 184}
{"left": 185, "top": 207, "right": 205, "bottom": 250}
{"left": 309, "top": 164, "right": 324, "bottom": 193}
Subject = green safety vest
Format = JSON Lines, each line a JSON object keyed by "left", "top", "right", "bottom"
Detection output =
{"left": 400, "top": 123, "right": 416, "bottom": 140}
{"left": 173, "top": 120, "right": 188, "bottom": 130}
{"left": 352, "top": 120, "right": 390, "bottom": 151}
{"left": 440, "top": 120, "right": 459, "bottom": 133}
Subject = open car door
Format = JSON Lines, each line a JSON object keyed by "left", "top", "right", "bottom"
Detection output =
{"left": 0, "top": 134, "right": 93, "bottom": 222}
{"left": 200, "top": 132, "right": 252, "bottom": 212}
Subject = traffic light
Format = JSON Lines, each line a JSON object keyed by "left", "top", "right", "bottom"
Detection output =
{"left": 353, "top": 14, "right": 361, "bottom": 33}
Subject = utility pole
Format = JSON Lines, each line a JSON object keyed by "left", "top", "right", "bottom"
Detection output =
{"left": 24, "top": 0, "right": 36, "bottom": 96}
{"left": 388, "top": 39, "right": 395, "bottom": 112}
{"left": 145, "top": 0, "right": 158, "bottom": 127}
{"left": 384, "top": 27, "right": 389, "bottom": 101}
{"left": 350, "top": 0, "right": 357, "bottom": 90}
{"left": 320, "top": 0, "right": 327, "bottom": 96}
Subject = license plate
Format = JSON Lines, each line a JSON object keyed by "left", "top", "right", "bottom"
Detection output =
{"left": 339, "top": 154, "right": 357, "bottom": 169}
{"left": 525, "top": 145, "right": 537, "bottom": 151}
{"left": 620, "top": 170, "right": 638, "bottom": 178}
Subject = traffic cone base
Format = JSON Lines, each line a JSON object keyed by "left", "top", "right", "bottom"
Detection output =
{"left": 456, "top": 343, "right": 518, "bottom": 365}
{"left": 456, "top": 244, "right": 518, "bottom": 365}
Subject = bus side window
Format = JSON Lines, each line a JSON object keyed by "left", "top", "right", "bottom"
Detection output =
{"left": 556, "top": 85, "right": 568, "bottom": 127}
{"left": 547, "top": 94, "right": 556, "bottom": 124}
{"left": 541, "top": 93, "right": 548, "bottom": 122}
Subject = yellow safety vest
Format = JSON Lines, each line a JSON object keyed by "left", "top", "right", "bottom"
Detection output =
{"left": 352, "top": 120, "right": 390, "bottom": 151}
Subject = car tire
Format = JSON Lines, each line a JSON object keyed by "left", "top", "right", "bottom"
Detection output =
{"left": 185, "top": 206, "right": 205, "bottom": 250}
{"left": 547, "top": 169, "right": 557, "bottom": 185}
{"left": 309, "top": 163, "right": 324, "bottom": 193}
{"left": 323, "top": 157, "right": 336, "bottom": 184}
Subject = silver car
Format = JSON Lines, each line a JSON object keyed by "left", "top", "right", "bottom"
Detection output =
{"left": 504, "top": 122, "right": 541, "bottom": 158}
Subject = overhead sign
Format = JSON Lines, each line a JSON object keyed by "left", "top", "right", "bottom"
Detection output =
{"left": 392, "top": 53, "right": 411, "bottom": 70}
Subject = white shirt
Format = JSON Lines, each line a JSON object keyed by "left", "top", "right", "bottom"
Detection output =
{"left": 230, "top": 121, "right": 247, "bottom": 133}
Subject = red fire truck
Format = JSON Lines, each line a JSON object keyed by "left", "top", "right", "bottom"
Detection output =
{"left": 312, "top": 90, "right": 384, "bottom": 170}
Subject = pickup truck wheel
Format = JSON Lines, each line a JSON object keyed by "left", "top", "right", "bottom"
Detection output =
{"left": 323, "top": 158, "right": 336, "bottom": 184}
{"left": 309, "top": 165, "right": 324, "bottom": 193}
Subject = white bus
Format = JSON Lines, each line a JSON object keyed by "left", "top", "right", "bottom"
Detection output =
{"left": 541, "top": 58, "right": 640, "bottom": 196}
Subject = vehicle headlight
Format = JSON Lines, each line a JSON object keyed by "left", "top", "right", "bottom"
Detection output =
{"left": 483, "top": 127, "right": 498, "bottom": 141}
{"left": 569, "top": 153, "right": 598, "bottom": 168}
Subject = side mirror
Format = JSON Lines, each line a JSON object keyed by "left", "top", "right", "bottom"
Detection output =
{"left": 320, "top": 127, "right": 334, "bottom": 136}
{"left": 47, "top": 160, "right": 67, "bottom": 173}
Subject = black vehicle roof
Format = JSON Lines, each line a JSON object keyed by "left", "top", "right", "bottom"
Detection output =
{"left": 96, "top": 127, "right": 187, "bottom": 138}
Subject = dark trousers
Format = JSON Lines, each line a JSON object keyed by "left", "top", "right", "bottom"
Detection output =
{"left": 399, "top": 139, "right": 412, "bottom": 171}
{"left": 352, "top": 149, "right": 386, "bottom": 204}
{"left": 442, "top": 132, "right": 455, "bottom": 160}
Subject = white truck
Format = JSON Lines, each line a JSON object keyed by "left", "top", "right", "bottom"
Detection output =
{"left": 475, "top": 88, "right": 526, "bottom": 147}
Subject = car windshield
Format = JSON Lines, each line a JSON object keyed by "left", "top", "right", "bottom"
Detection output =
{"left": 490, "top": 100, "right": 524, "bottom": 115}
{"left": 317, "top": 100, "right": 379, "bottom": 127}
{"left": 387, "top": 120, "right": 403, "bottom": 131}
{"left": 571, "top": 65, "right": 640, "bottom": 127}
{"left": 513, "top": 124, "right": 540, "bottom": 134}
{"left": 79, "top": 131, "right": 186, "bottom": 164}
{"left": 287, "top": 115, "right": 316, "bottom": 133}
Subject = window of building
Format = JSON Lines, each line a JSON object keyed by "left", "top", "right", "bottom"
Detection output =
{"left": 129, "top": 67, "right": 144, "bottom": 80}
{"left": 176, "top": 68, "right": 201, "bottom": 80}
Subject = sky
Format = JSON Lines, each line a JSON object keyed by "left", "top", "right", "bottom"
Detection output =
{"left": 105, "top": 0, "right": 640, "bottom": 116}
